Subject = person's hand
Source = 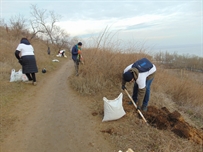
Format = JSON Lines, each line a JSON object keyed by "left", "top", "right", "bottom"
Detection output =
{"left": 122, "top": 85, "right": 126, "bottom": 90}
{"left": 18, "top": 59, "right": 23, "bottom": 65}
{"left": 78, "top": 50, "right": 81, "bottom": 54}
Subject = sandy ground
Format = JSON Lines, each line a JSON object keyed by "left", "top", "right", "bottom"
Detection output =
{"left": 1, "top": 60, "right": 117, "bottom": 152}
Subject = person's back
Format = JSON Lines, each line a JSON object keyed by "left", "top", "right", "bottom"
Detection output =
{"left": 71, "top": 42, "right": 82, "bottom": 76}
{"left": 17, "top": 43, "right": 34, "bottom": 56}
{"left": 122, "top": 58, "right": 156, "bottom": 111}
{"left": 71, "top": 45, "right": 78, "bottom": 61}
{"left": 47, "top": 47, "right": 50, "bottom": 55}
{"left": 15, "top": 38, "right": 38, "bottom": 85}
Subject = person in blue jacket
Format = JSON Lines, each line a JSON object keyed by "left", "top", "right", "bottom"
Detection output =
{"left": 71, "top": 42, "right": 82, "bottom": 76}
{"left": 122, "top": 58, "right": 156, "bottom": 112}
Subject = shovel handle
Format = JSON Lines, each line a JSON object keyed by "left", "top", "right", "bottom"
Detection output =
{"left": 124, "top": 89, "right": 148, "bottom": 124}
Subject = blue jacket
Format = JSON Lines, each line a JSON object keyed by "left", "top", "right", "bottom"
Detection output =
{"left": 72, "top": 45, "right": 78, "bottom": 61}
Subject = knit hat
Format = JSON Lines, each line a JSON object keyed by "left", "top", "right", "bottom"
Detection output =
{"left": 20, "top": 38, "right": 30, "bottom": 45}
{"left": 123, "top": 71, "right": 134, "bottom": 82}
{"left": 78, "top": 42, "right": 82, "bottom": 46}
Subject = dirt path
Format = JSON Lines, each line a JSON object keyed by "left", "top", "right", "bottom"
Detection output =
{"left": 1, "top": 60, "right": 116, "bottom": 152}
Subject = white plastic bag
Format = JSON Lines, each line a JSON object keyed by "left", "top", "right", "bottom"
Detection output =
{"left": 52, "top": 59, "right": 59, "bottom": 62}
{"left": 102, "top": 93, "right": 126, "bottom": 122}
{"left": 56, "top": 53, "right": 62, "bottom": 57}
{"left": 22, "top": 74, "right": 28, "bottom": 82}
{"left": 10, "top": 69, "right": 16, "bottom": 82}
{"left": 15, "top": 69, "right": 23, "bottom": 81}
{"left": 10, "top": 69, "right": 23, "bottom": 82}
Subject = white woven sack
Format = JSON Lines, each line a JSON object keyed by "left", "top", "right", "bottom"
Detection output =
{"left": 102, "top": 93, "right": 126, "bottom": 122}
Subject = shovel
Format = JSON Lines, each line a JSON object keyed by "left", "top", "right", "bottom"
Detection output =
{"left": 124, "top": 89, "right": 148, "bottom": 124}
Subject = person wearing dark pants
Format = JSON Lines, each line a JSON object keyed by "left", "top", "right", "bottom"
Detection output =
{"left": 25, "top": 73, "right": 36, "bottom": 82}
{"left": 122, "top": 58, "right": 156, "bottom": 112}
{"left": 15, "top": 38, "right": 38, "bottom": 85}
{"left": 47, "top": 46, "right": 50, "bottom": 55}
{"left": 71, "top": 42, "right": 82, "bottom": 76}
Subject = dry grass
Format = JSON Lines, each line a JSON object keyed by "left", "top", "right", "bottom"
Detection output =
{"left": 0, "top": 26, "right": 68, "bottom": 138}
{"left": 1, "top": 26, "right": 203, "bottom": 151}
{"left": 153, "top": 69, "right": 203, "bottom": 126}
{"left": 69, "top": 48, "right": 152, "bottom": 96}
{"left": 69, "top": 46, "right": 203, "bottom": 151}
{"left": 89, "top": 95, "right": 203, "bottom": 152}
{"left": 70, "top": 47, "right": 203, "bottom": 124}
{"left": 0, "top": 26, "right": 68, "bottom": 96}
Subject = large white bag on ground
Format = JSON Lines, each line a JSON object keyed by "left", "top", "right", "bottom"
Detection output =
{"left": 102, "top": 93, "right": 126, "bottom": 122}
{"left": 10, "top": 69, "right": 16, "bottom": 82}
{"left": 21, "top": 74, "right": 28, "bottom": 82}
{"left": 10, "top": 69, "right": 23, "bottom": 82}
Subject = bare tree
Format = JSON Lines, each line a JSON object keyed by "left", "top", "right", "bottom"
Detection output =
{"left": 52, "top": 26, "right": 70, "bottom": 51}
{"left": 69, "top": 36, "right": 80, "bottom": 48}
{"left": 0, "top": 18, "right": 9, "bottom": 33}
{"left": 9, "top": 14, "right": 27, "bottom": 38}
{"left": 29, "top": 4, "right": 69, "bottom": 51}
{"left": 154, "top": 52, "right": 163, "bottom": 63}
{"left": 0, "top": 18, "right": 5, "bottom": 26}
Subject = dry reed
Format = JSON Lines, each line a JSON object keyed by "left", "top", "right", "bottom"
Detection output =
{"left": 1, "top": 25, "right": 203, "bottom": 151}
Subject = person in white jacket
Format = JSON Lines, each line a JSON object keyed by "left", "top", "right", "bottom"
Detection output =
{"left": 15, "top": 38, "right": 38, "bottom": 85}
{"left": 122, "top": 58, "right": 156, "bottom": 112}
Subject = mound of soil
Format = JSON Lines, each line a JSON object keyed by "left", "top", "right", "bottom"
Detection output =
{"left": 143, "top": 106, "right": 203, "bottom": 145}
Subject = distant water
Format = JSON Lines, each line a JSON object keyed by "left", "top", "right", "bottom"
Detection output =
{"left": 152, "top": 44, "right": 203, "bottom": 57}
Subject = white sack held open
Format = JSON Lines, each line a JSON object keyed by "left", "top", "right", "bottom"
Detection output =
{"left": 102, "top": 93, "right": 126, "bottom": 122}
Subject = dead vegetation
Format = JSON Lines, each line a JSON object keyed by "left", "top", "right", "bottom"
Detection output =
{"left": 0, "top": 25, "right": 68, "bottom": 142}
{"left": 68, "top": 33, "right": 203, "bottom": 151}
{"left": 1, "top": 23, "right": 203, "bottom": 151}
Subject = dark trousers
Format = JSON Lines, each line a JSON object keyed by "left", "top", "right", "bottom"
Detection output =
{"left": 73, "top": 60, "right": 79, "bottom": 75}
{"left": 25, "top": 73, "right": 36, "bottom": 82}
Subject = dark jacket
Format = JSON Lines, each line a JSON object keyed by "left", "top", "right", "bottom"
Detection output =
{"left": 122, "top": 59, "right": 156, "bottom": 107}
{"left": 122, "top": 67, "right": 156, "bottom": 107}
{"left": 71, "top": 45, "right": 79, "bottom": 61}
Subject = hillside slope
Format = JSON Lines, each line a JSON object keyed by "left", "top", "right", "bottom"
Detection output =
{"left": 1, "top": 26, "right": 202, "bottom": 152}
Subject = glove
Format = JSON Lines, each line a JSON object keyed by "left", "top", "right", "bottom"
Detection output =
{"left": 122, "top": 85, "right": 126, "bottom": 90}
{"left": 18, "top": 59, "right": 23, "bottom": 65}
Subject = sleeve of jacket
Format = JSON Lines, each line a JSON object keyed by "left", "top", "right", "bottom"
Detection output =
{"left": 72, "top": 46, "right": 78, "bottom": 55}
{"left": 122, "top": 75, "right": 126, "bottom": 86}
{"left": 137, "top": 87, "right": 146, "bottom": 107}
{"left": 15, "top": 50, "right": 21, "bottom": 60}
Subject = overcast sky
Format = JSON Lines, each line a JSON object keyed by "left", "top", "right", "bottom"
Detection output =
{"left": 1, "top": 0, "right": 202, "bottom": 56}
